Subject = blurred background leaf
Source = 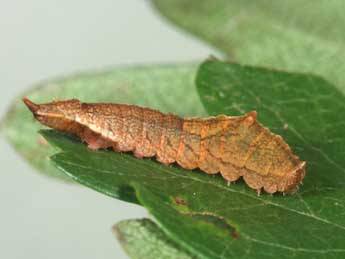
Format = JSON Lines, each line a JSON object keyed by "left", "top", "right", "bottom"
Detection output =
{"left": 152, "top": 0, "right": 345, "bottom": 92}
{"left": 113, "top": 218, "right": 193, "bottom": 259}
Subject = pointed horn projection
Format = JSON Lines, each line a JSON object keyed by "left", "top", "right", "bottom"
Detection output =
{"left": 22, "top": 98, "right": 40, "bottom": 113}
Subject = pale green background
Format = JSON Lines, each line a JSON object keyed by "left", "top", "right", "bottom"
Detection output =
{"left": 0, "top": 1, "right": 217, "bottom": 258}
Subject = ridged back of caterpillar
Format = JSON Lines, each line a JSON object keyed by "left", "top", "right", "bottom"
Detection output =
{"left": 181, "top": 115, "right": 300, "bottom": 179}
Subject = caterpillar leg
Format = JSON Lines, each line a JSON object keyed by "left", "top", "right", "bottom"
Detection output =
{"left": 157, "top": 155, "right": 175, "bottom": 166}
{"left": 242, "top": 170, "right": 265, "bottom": 191}
{"left": 87, "top": 140, "right": 110, "bottom": 150}
{"left": 133, "top": 151, "right": 144, "bottom": 159}
{"left": 263, "top": 182, "right": 278, "bottom": 194}
{"left": 220, "top": 163, "right": 241, "bottom": 182}
{"left": 82, "top": 129, "right": 112, "bottom": 150}
{"left": 198, "top": 157, "right": 220, "bottom": 175}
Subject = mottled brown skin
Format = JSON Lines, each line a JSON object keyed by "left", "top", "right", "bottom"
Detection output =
{"left": 23, "top": 98, "right": 306, "bottom": 194}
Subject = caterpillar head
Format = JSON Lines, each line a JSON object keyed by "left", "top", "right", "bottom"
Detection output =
{"left": 23, "top": 98, "right": 82, "bottom": 131}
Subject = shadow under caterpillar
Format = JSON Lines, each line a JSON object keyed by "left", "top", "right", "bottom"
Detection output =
{"left": 23, "top": 98, "right": 306, "bottom": 194}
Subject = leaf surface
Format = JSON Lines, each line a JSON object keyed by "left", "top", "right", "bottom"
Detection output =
{"left": 152, "top": 0, "right": 345, "bottom": 92}
{"left": 45, "top": 60, "right": 345, "bottom": 258}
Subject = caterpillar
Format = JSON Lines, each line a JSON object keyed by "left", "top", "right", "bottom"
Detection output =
{"left": 23, "top": 98, "right": 306, "bottom": 194}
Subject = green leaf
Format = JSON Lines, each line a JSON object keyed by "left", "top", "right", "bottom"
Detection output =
{"left": 152, "top": 0, "right": 345, "bottom": 92}
{"left": 113, "top": 218, "right": 193, "bottom": 259}
{"left": 1, "top": 64, "right": 205, "bottom": 181}
{"left": 45, "top": 60, "right": 345, "bottom": 258}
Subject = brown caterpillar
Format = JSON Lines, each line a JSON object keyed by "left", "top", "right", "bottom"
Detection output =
{"left": 23, "top": 98, "right": 306, "bottom": 194}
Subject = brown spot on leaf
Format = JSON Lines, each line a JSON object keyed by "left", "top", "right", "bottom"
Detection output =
{"left": 189, "top": 212, "right": 239, "bottom": 240}
{"left": 232, "top": 231, "right": 240, "bottom": 239}
{"left": 174, "top": 196, "right": 187, "bottom": 206}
